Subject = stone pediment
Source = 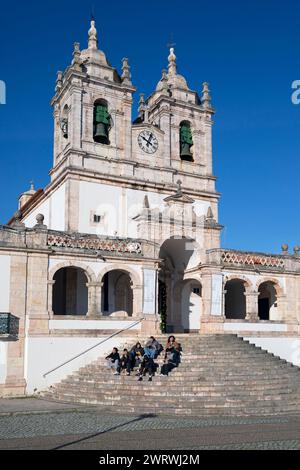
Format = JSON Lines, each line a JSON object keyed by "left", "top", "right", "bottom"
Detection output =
{"left": 164, "top": 192, "right": 195, "bottom": 204}
{"left": 164, "top": 180, "right": 195, "bottom": 204}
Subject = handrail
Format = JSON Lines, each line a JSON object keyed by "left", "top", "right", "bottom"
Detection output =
{"left": 43, "top": 318, "right": 144, "bottom": 378}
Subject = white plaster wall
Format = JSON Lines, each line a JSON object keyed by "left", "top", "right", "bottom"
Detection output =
{"left": 25, "top": 332, "right": 142, "bottom": 393}
{"left": 242, "top": 337, "right": 300, "bottom": 367}
{"left": 224, "top": 322, "right": 287, "bottom": 332}
{"left": 50, "top": 184, "right": 66, "bottom": 230}
{"left": 78, "top": 180, "right": 211, "bottom": 238}
{"left": 23, "top": 198, "right": 50, "bottom": 228}
{"left": 23, "top": 183, "right": 66, "bottom": 230}
{"left": 0, "top": 255, "right": 11, "bottom": 311}
{"left": 0, "top": 342, "right": 7, "bottom": 384}
{"left": 211, "top": 274, "right": 223, "bottom": 316}
{"left": 49, "top": 319, "right": 141, "bottom": 330}
{"left": 143, "top": 269, "right": 156, "bottom": 314}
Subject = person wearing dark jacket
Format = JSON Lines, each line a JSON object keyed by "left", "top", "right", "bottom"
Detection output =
{"left": 105, "top": 347, "right": 120, "bottom": 375}
{"left": 138, "top": 355, "right": 156, "bottom": 382}
{"left": 129, "top": 342, "right": 144, "bottom": 370}
{"left": 160, "top": 347, "right": 181, "bottom": 376}
{"left": 117, "top": 349, "right": 131, "bottom": 375}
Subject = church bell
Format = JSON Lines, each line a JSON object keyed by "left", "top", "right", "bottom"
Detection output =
{"left": 94, "top": 122, "right": 108, "bottom": 141}
{"left": 180, "top": 142, "right": 193, "bottom": 160}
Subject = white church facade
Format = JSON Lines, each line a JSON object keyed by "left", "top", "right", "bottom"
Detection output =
{"left": 0, "top": 21, "right": 300, "bottom": 397}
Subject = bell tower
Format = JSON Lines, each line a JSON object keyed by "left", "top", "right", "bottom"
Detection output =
{"left": 51, "top": 19, "right": 136, "bottom": 181}
{"left": 142, "top": 47, "right": 214, "bottom": 177}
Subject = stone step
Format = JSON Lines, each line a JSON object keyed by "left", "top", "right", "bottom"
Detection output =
{"left": 43, "top": 394, "right": 300, "bottom": 411}
{"left": 63, "top": 380, "right": 300, "bottom": 391}
{"left": 41, "top": 333, "right": 300, "bottom": 417}
{"left": 51, "top": 387, "right": 298, "bottom": 400}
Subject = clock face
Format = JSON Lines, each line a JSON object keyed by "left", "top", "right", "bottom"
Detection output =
{"left": 138, "top": 130, "right": 158, "bottom": 154}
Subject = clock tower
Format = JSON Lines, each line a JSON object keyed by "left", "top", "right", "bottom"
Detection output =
{"left": 22, "top": 19, "right": 221, "bottom": 256}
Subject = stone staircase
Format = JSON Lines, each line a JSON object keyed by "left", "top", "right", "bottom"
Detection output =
{"left": 41, "top": 334, "right": 300, "bottom": 416}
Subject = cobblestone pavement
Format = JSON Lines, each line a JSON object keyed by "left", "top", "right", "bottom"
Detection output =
{"left": 0, "top": 399, "right": 299, "bottom": 449}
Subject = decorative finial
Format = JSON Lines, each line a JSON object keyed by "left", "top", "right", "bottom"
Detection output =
{"left": 88, "top": 19, "right": 98, "bottom": 50}
{"left": 205, "top": 207, "right": 216, "bottom": 227}
{"left": 176, "top": 179, "right": 182, "bottom": 196}
{"left": 11, "top": 210, "right": 25, "bottom": 229}
{"left": 143, "top": 195, "right": 150, "bottom": 209}
{"left": 207, "top": 207, "right": 214, "bottom": 220}
{"left": 293, "top": 245, "right": 300, "bottom": 255}
{"left": 281, "top": 243, "right": 289, "bottom": 254}
{"left": 121, "top": 57, "right": 132, "bottom": 85}
{"left": 55, "top": 71, "right": 63, "bottom": 93}
{"left": 30, "top": 180, "right": 35, "bottom": 191}
{"left": 138, "top": 93, "right": 145, "bottom": 117}
{"left": 34, "top": 213, "right": 47, "bottom": 230}
{"left": 168, "top": 47, "right": 177, "bottom": 76}
{"left": 202, "top": 82, "right": 211, "bottom": 109}
{"left": 72, "top": 42, "right": 81, "bottom": 69}
{"left": 161, "top": 69, "right": 169, "bottom": 94}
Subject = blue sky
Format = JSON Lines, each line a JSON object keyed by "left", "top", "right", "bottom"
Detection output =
{"left": 0, "top": 0, "right": 299, "bottom": 253}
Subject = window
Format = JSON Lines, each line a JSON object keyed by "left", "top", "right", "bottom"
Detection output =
{"left": 93, "top": 214, "right": 101, "bottom": 223}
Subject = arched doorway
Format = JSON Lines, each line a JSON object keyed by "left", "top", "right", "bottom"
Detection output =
{"left": 52, "top": 267, "right": 88, "bottom": 315}
{"left": 258, "top": 282, "right": 277, "bottom": 320}
{"left": 102, "top": 270, "right": 133, "bottom": 317}
{"left": 225, "top": 279, "right": 247, "bottom": 319}
{"left": 181, "top": 280, "right": 202, "bottom": 332}
{"left": 158, "top": 237, "right": 196, "bottom": 332}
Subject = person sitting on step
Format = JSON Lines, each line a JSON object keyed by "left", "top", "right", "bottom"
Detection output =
{"left": 105, "top": 347, "right": 120, "bottom": 376}
{"left": 160, "top": 345, "right": 181, "bottom": 376}
{"left": 144, "top": 336, "right": 164, "bottom": 359}
{"left": 117, "top": 348, "right": 131, "bottom": 376}
{"left": 138, "top": 354, "right": 156, "bottom": 382}
{"left": 143, "top": 343, "right": 156, "bottom": 360}
{"left": 166, "top": 335, "right": 179, "bottom": 350}
{"left": 129, "top": 342, "right": 144, "bottom": 371}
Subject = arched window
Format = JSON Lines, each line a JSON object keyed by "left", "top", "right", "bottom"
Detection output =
{"left": 180, "top": 121, "right": 193, "bottom": 162}
{"left": 93, "top": 100, "right": 111, "bottom": 145}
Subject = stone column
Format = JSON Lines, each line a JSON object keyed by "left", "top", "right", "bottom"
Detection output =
{"left": 192, "top": 129, "right": 202, "bottom": 165}
{"left": 27, "top": 253, "right": 50, "bottom": 335}
{"left": 47, "top": 280, "right": 55, "bottom": 317}
{"left": 277, "top": 294, "right": 289, "bottom": 322}
{"left": 132, "top": 284, "right": 143, "bottom": 318}
{"left": 86, "top": 282, "right": 103, "bottom": 317}
{"left": 70, "top": 88, "right": 82, "bottom": 150}
{"left": 95, "top": 282, "right": 103, "bottom": 316}
{"left": 245, "top": 290, "right": 259, "bottom": 322}
{"left": 200, "top": 271, "right": 225, "bottom": 333}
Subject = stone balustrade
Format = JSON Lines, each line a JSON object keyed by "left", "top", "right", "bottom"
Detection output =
{"left": 207, "top": 248, "right": 300, "bottom": 272}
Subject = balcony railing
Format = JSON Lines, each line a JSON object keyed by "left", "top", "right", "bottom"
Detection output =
{"left": 207, "top": 249, "right": 287, "bottom": 271}
{"left": 0, "top": 313, "right": 19, "bottom": 336}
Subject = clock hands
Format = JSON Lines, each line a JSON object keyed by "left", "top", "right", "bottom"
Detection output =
{"left": 138, "top": 131, "right": 158, "bottom": 153}
{"left": 141, "top": 134, "right": 154, "bottom": 147}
